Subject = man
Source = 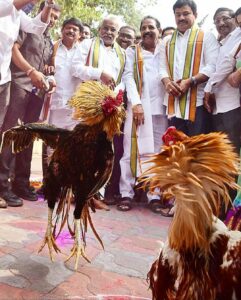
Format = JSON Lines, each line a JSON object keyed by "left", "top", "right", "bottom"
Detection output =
{"left": 160, "top": 0, "right": 219, "bottom": 136}
{"left": 79, "top": 23, "right": 91, "bottom": 41}
{"left": 204, "top": 7, "right": 241, "bottom": 154}
{"left": 161, "top": 26, "right": 175, "bottom": 38}
{"left": 71, "top": 15, "right": 125, "bottom": 90}
{"left": 0, "top": 2, "right": 60, "bottom": 209}
{"left": 104, "top": 24, "right": 136, "bottom": 205}
{"left": 116, "top": 25, "right": 136, "bottom": 49}
{"left": 0, "top": 0, "right": 54, "bottom": 129}
{"left": 47, "top": 18, "right": 83, "bottom": 130}
{"left": 117, "top": 16, "right": 168, "bottom": 212}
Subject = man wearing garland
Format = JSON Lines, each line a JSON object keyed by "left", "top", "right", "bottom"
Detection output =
{"left": 71, "top": 15, "right": 125, "bottom": 91}
{"left": 160, "top": 0, "right": 219, "bottom": 136}
{"left": 117, "top": 16, "right": 167, "bottom": 212}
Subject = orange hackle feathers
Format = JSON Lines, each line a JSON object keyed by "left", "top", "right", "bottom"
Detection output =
{"left": 68, "top": 81, "right": 126, "bottom": 140}
{"left": 140, "top": 130, "right": 239, "bottom": 254}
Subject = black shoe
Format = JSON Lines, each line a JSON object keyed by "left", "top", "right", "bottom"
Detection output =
{"left": 13, "top": 187, "right": 38, "bottom": 201}
{"left": 0, "top": 191, "right": 23, "bottom": 207}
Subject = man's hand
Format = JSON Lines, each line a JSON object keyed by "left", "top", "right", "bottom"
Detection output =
{"left": 163, "top": 78, "right": 182, "bottom": 97}
{"left": 44, "top": 65, "right": 55, "bottom": 75}
{"left": 203, "top": 92, "right": 216, "bottom": 113}
{"left": 29, "top": 70, "right": 46, "bottom": 89}
{"left": 100, "top": 72, "right": 116, "bottom": 90}
{"left": 177, "top": 78, "right": 192, "bottom": 95}
{"left": 132, "top": 104, "right": 144, "bottom": 127}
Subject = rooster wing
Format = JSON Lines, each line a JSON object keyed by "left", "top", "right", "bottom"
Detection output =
{"left": 0, "top": 123, "right": 70, "bottom": 153}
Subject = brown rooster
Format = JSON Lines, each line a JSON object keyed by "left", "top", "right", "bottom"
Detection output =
{"left": 140, "top": 127, "right": 241, "bottom": 300}
{"left": 0, "top": 81, "right": 125, "bottom": 269}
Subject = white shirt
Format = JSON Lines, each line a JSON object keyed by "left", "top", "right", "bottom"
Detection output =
{"left": 70, "top": 38, "right": 125, "bottom": 85}
{"left": 50, "top": 41, "right": 82, "bottom": 109}
{"left": 204, "top": 27, "right": 241, "bottom": 114}
{"left": 123, "top": 43, "right": 165, "bottom": 115}
{"left": 160, "top": 28, "right": 219, "bottom": 117}
{"left": 0, "top": 3, "right": 47, "bottom": 85}
{"left": 0, "top": 0, "right": 14, "bottom": 17}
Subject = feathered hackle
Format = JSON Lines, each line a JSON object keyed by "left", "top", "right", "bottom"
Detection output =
{"left": 68, "top": 81, "right": 126, "bottom": 140}
{"left": 140, "top": 131, "right": 240, "bottom": 253}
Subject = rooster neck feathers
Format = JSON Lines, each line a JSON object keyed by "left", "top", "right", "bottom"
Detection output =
{"left": 140, "top": 131, "right": 239, "bottom": 253}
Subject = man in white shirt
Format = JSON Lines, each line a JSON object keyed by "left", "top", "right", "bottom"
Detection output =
{"left": 71, "top": 15, "right": 125, "bottom": 90}
{"left": 117, "top": 16, "right": 167, "bottom": 212}
{"left": 160, "top": 0, "right": 219, "bottom": 136}
{"left": 48, "top": 18, "right": 84, "bottom": 130}
{"left": 204, "top": 7, "right": 241, "bottom": 153}
{"left": 0, "top": 0, "right": 54, "bottom": 130}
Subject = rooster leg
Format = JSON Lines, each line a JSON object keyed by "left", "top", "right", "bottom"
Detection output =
{"left": 65, "top": 218, "right": 90, "bottom": 270}
{"left": 38, "top": 207, "right": 61, "bottom": 261}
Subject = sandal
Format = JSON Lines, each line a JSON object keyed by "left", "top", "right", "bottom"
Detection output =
{"left": 116, "top": 197, "right": 132, "bottom": 211}
{"left": 0, "top": 197, "right": 7, "bottom": 208}
{"left": 149, "top": 199, "right": 174, "bottom": 217}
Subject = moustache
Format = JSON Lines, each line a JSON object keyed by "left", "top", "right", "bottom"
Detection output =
{"left": 66, "top": 32, "right": 75, "bottom": 37}
{"left": 143, "top": 32, "right": 153, "bottom": 38}
{"left": 178, "top": 21, "right": 188, "bottom": 25}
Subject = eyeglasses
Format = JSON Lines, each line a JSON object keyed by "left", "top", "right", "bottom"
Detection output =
{"left": 214, "top": 16, "right": 232, "bottom": 26}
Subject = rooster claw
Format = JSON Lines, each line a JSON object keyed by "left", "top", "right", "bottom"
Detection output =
{"left": 65, "top": 244, "right": 90, "bottom": 270}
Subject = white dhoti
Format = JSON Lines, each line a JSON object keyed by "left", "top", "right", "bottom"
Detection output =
{"left": 120, "top": 100, "right": 167, "bottom": 202}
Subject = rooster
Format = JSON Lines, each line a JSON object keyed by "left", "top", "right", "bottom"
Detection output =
{"left": 140, "top": 127, "right": 241, "bottom": 300}
{"left": 0, "top": 81, "right": 125, "bottom": 269}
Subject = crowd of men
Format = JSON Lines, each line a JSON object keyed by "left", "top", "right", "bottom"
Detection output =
{"left": 0, "top": 0, "right": 240, "bottom": 219}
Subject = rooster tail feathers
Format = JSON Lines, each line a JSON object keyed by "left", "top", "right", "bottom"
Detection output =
{"left": 140, "top": 132, "right": 239, "bottom": 252}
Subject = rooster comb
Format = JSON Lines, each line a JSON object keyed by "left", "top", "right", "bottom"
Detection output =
{"left": 68, "top": 81, "right": 126, "bottom": 138}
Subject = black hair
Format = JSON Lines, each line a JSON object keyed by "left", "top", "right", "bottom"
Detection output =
{"left": 235, "top": 7, "right": 241, "bottom": 17}
{"left": 140, "top": 16, "right": 161, "bottom": 30}
{"left": 39, "top": 1, "right": 61, "bottom": 12}
{"left": 162, "top": 26, "right": 175, "bottom": 36}
{"left": 173, "top": 0, "right": 197, "bottom": 15}
{"left": 213, "top": 7, "right": 234, "bottom": 20}
{"left": 82, "top": 23, "right": 91, "bottom": 30}
{"left": 62, "top": 18, "right": 83, "bottom": 32}
{"left": 119, "top": 25, "right": 136, "bottom": 35}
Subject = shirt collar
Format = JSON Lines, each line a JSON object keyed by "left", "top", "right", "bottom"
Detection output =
{"left": 59, "top": 40, "right": 79, "bottom": 50}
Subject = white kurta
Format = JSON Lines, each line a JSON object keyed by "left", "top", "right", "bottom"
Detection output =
{"left": 204, "top": 27, "right": 241, "bottom": 114}
{"left": 70, "top": 37, "right": 125, "bottom": 91}
{"left": 120, "top": 43, "right": 167, "bottom": 200}
{"left": 0, "top": 7, "right": 47, "bottom": 85}
{"left": 48, "top": 41, "right": 82, "bottom": 130}
{"left": 160, "top": 28, "right": 219, "bottom": 119}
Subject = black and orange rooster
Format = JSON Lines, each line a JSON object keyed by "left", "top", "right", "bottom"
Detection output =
{"left": 140, "top": 127, "right": 241, "bottom": 300}
{"left": 0, "top": 81, "right": 125, "bottom": 269}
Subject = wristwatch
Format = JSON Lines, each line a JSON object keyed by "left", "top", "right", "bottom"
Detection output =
{"left": 45, "top": 0, "right": 55, "bottom": 8}
{"left": 190, "top": 76, "right": 198, "bottom": 87}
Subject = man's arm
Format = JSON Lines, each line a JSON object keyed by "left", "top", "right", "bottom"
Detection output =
{"left": 70, "top": 39, "right": 115, "bottom": 89}
{"left": 159, "top": 38, "right": 182, "bottom": 97}
{"left": 13, "top": 0, "right": 38, "bottom": 10}
{"left": 11, "top": 42, "right": 46, "bottom": 89}
{"left": 122, "top": 47, "right": 144, "bottom": 126}
{"left": 0, "top": 0, "right": 38, "bottom": 17}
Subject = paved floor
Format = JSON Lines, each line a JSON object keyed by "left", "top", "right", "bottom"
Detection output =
{"left": 0, "top": 144, "right": 170, "bottom": 299}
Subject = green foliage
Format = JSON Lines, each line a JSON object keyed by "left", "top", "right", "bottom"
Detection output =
{"left": 54, "top": 0, "right": 156, "bottom": 33}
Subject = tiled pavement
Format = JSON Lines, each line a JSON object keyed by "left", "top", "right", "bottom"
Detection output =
{"left": 0, "top": 145, "right": 170, "bottom": 299}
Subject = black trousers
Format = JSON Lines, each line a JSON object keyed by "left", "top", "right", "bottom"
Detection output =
{"left": 0, "top": 83, "right": 43, "bottom": 192}
{"left": 212, "top": 107, "right": 241, "bottom": 154}
{"left": 168, "top": 105, "right": 212, "bottom": 136}
{"left": 104, "top": 126, "right": 124, "bottom": 198}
